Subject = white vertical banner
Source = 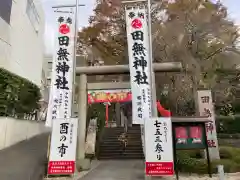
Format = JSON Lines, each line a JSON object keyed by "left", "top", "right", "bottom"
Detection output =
{"left": 46, "top": 7, "right": 76, "bottom": 127}
{"left": 145, "top": 117, "right": 174, "bottom": 176}
{"left": 48, "top": 118, "right": 78, "bottom": 175}
{"left": 125, "top": 7, "right": 152, "bottom": 124}
{"left": 197, "top": 90, "right": 220, "bottom": 160}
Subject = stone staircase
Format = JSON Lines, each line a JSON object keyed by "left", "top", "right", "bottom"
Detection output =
{"left": 98, "top": 125, "right": 144, "bottom": 160}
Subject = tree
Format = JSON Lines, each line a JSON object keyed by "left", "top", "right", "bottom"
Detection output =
{"left": 78, "top": 0, "right": 240, "bottom": 115}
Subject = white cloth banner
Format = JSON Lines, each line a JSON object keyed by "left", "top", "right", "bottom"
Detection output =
{"left": 197, "top": 90, "right": 220, "bottom": 159}
{"left": 125, "top": 7, "right": 152, "bottom": 124}
{"left": 48, "top": 118, "right": 78, "bottom": 175}
{"left": 145, "top": 117, "right": 174, "bottom": 176}
{"left": 46, "top": 7, "right": 76, "bottom": 127}
{"left": 48, "top": 118, "right": 78, "bottom": 174}
{"left": 49, "top": 118, "right": 78, "bottom": 161}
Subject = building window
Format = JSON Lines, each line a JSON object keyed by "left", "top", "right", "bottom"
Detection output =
{"left": 26, "top": 0, "right": 40, "bottom": 32}
{"left": 0, "top": 0, "right": 12, "bottom": 24}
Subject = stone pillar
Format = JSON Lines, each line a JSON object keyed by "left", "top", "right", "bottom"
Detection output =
{"left": 120, "top": 110, "right": 125, "bottom": 127}
{"left": 115, "top": 103, "right": 121, "bottom": 127}
{"left": 76, "top": 74, "right": 90, "bottom": 171}
{"left": 196, "top": 90, "right": 220, "bottom": 160}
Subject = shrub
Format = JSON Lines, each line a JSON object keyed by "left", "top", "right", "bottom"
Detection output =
{"left": 219, "top": 147, "right": 234, "bottom": 159}
{"left": 212, "top": 159, "right": 240, "bottom": 173}
{"left": 219, "top": 146, "right": 240, "bottom": 159}
{"left": 218, "top": 133, "right": 240, "bottom": 139}
{"left": 176, "top": 147, "right": 240, "bottom": 174}
{"left": 0, "top": 68, "right": 41, "bottom": 119}
{"left": 217, "top": 116, "right": 240, "bottom": 134}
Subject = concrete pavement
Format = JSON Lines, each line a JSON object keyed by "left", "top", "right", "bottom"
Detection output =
{"left": 79, "top": 160, "right": 145, "bottom": 180}
{"left": 0, "top": 133, "right": 49, "bottom": 180}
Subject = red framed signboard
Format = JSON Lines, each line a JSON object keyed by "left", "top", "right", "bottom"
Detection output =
{"left": 175, "top": 127, "right": 188, "bottom": 139}
{"left": 190, "top": 126, "right": 202, "bottom": 139}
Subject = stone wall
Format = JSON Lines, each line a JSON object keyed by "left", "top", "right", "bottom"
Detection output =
{"left": 0, "top": 117, "right": 50, "bottom": 150}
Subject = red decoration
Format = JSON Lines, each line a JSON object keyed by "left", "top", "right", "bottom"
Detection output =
{"left": 59, "top": 24, "right": 70, "bottom": 34}
{"left": 175, "top": 127, "right": 188, "bottom": 139}
{"left": 156, "top": 101, "right": 171, "bottom": 117}
{"left": 131, "top": 19, "right": 142, "bottom": 29}
{"left": 190, "top": 126, "right": 202, "bottom": 139}
{"left": 105, "top": 103, "right": 109, "bottom": 127}
{"left": 88, "top": 91, "right": 132, "bottom": 104}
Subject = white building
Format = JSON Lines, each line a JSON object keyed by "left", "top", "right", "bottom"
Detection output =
{"left": 0, "top": 0, "right": 45, "bottom": 86}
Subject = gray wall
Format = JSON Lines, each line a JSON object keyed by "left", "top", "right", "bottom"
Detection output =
{"left": 0, "top": 0, "right": 12, "bottom": 24}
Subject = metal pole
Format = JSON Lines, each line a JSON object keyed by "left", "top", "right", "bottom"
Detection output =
{"left": 147, "top": 0, "right": 158, "bottom": 117}
{"left": 72, "top": 0, "right": 90, "bottom": 171}
{"left": 71, "top": 0, "right": 79, "bottom": 116}
{"left": 146, "top": 1, "right": 157, "bottom": 180}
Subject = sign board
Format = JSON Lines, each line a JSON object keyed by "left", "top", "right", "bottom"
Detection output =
{"left": 45, "top": 7, "right": 76, "bottom": 127}
{"left": 197, "top": 90, "right": 220, "bottom": 159}
{"left": 125, "top": 7, "right": 152, "bottom": 124}
{"left": 174, "top": 123, "right": 206, "bottom": 150}
{"left": 145, "top": 117, "right": 174, "bottom": 176}
{"left": 88, "top": 89, "right": 131, "bottom": 103}
{"left": 48, "top": 118, "right": 78, "bottom": 175}
{"left": 172, "top": 121, "right": 213, "bottom": 178}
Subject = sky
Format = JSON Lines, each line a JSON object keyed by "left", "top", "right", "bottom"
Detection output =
{"left": 41, "top": 0, "right": 240, "bottom": 55}
{"left": 41, "top": 0, "right": 96, "bottom": 55}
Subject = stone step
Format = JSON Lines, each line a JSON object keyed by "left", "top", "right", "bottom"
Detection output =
{"left": 101, "top": 142, "right": 142, "bottom": 146}
{"left": 99, "top": 149, "right": 143, "bottom": 154}
{"left": 101, "top": 137, "right": 142, "bottom": 141}
{"left": 100, "top": 144, "right": 143, "bottom": 150}
{"left": 98, "top": 154, "right": 144, "bottom": 160}
{"left": 98, "top": 125, "right": 144, "bottom": 160}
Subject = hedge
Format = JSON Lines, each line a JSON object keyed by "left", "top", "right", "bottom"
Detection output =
{"left": 176, "top": 147, "right": 240, "bottom": 174}
{"left": 216, "top": 116, "right": 240, "bottom": 134}
{"left": 0, "top": 68, "right": 41, "bottom": 119}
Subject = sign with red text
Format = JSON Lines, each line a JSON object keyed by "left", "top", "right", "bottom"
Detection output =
{"left": 145, "top": 118, "right": 174, "bottom": 176}
{"left": 197, "top": 90, "right": 220, "bottom": 159}
{"left": 88, "top": 89, "right": 131, "bottom": 104}
{"left": 48, "top": 118, "right": 78, "bottom": 175}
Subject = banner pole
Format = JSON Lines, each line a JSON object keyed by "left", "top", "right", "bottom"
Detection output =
{"left": 71, "top": 0, "right": 79, "bottom": 118}
{"left": 147, "top": 0, "right": 157, "bottom": 117}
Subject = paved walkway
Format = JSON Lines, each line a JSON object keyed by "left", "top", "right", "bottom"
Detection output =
{"left": 79, "top": 160, "right": 145, "bottom": 180}
{"left": 0, "top": 133, "right": 49, "bottom": 180}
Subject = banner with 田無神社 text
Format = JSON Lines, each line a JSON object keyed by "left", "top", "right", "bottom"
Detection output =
{"left": 46, "top": 7, "right": 76, "bottom": 127}
{"left": 125, "top": 7, "right": 152, "bottom": 124}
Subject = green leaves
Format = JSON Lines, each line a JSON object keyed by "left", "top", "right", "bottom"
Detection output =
{"left": 0, "top": 68, "right": 41, "bottom": 118}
